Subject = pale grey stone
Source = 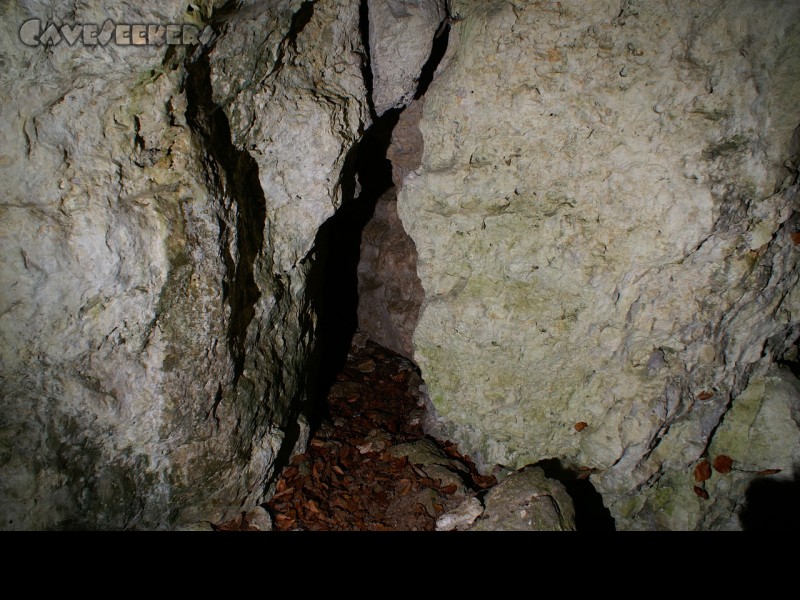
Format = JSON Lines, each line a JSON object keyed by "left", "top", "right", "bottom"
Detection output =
{"left": 398, "top": 0, "right": 800, "bottom": 529}
{"left": 368, "top": 0, "right": 447, "bottom": 115}
{"left": 388, "top": 438, "right": 469, "bottom": 492}
{"left": 469, "top": 466, "right": 576, "bottom": 531}
{"left": 177, "top": 522, "right": 216, "bottom": 532}
{"left": 436, "top": 496, "right": 483, "bottom": 531}
{"left": 0, "top": 0, "right": 369, "bottom": 530}
{"left": 245, "top": 506, "right": 273, "bottom": 531}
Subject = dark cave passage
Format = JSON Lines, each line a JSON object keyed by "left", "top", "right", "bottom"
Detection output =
{"left": 312, "top": 107, "right": 401, "bottom": 422}
{"left": 311, "top": 0, "right": 448, "bottom": 423}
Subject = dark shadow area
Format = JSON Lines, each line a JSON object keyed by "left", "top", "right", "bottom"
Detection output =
{"left": 310, "top": 0, "right": 453, "bottom": 427}
{"left": 740, "top": 467, "right": 800, "bottom": 531}
{"left": 311, "top": 109, "right": 401, "bottom": 429}
{"left": 537, "top": 458, "right": 617, "bottom": 531}
{"left": 415, "top": 22, "right": 450, "bottom": 99}
{"left": 777, "top": 338, "right": 800, "bottom": 380}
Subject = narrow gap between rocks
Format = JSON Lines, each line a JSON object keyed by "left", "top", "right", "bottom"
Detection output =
{"left": 219, "top": 3, "right": 615, "bottom": 531}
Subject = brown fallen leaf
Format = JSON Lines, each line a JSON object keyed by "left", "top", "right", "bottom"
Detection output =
{"left": 694, "top": 459, "right": 712, "bottom": 482}
{"left": 306, "top": 499, "right": 321, "bottom": 514}
{"left": 275, "top": 514, "right": 296, "bottom": 530}
{"left": 440, "top": 483, "right": 458, "bottom": 495}
{"left": 473, "top": 474, "right": 497, "bottom": 489}
{"left": 693, "top": 486, "right": 709, "bottom": 500}
{"left": 756, "top": 468, "right": 782, "bottom": 475}
{"left": 791, "top": 232, "right": 800, "bottom": 245}
{"left": 712, "top": 455, "right": 733, "bottom": 474}
{"left": 574, "top": 421, "right": 588, "bottom": 432}
{"left": 410, "top": 465, "right": 427, "bottom": 478}
{"left": 697, "top": 390, "right": 714, "bottom": 401}
{"left": 398, "top": 479, "right": 413, "bottom": 496}
{"left": 272, "top": 486, "right": 295, "bottom": 500}
{"left": 332, "top": 465, "right": 345, "bottom": 476}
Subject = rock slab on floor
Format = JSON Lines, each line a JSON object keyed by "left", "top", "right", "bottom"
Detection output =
{"left": 469, "top": 466, "right": 576, "bottom": 531}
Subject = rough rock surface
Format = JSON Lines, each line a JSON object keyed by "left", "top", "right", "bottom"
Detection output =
{"left": 469, "top": 466, "right": 576, "bottom": 531}
{"left": 398, "top": 0, "right": 800, "bottom": 529}
{"left": 368, "top": 0, "right": 446, "bottom": 115}
{"left": 387, "top": 97, "right": 426, "bottom": 188}
{"left": 0, "top": 0, "right": 369, "bottom": 529}
{"left": 357, "top": 187, "right": 424, "bottom": 358}
{"left": 632, "top": 366, "right": 800, "bottom": 530}
{"left": 435, "top": 496, "right": 483, "bottom": 531}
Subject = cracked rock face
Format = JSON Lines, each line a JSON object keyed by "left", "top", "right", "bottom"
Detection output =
{"left": 368, "top": 0, "right": 446, "bottom": 115}
{"left": 399, "top": 0, "right": 800, "bottom": 529}
{"left": 0, "top": 0, "right": 368, "bottom": 529}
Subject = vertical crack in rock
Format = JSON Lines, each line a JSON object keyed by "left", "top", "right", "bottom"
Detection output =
{"left": 268, "top": 1, "right": 316, "bottom": 79}
{"left": 367, "top": 0, "right": 447, "bottom": 116}
{"left": 184, "top": 51, "right": 266, "bottom": 389}
{"left": 351, "top": 0, "right": 450, "bottom": 359}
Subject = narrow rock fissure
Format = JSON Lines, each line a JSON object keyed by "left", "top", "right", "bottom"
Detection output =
{"left": 184, "top": 50, "right": 267, "bottom": 391}
{"left": 253, "top": 3, "right": 613, "bottom": 531}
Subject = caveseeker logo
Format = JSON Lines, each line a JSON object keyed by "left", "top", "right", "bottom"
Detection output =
{"left": 19, "top": 18, "right": 215, "bottom": 47}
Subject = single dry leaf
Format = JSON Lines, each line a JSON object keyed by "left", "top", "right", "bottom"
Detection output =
{"left": 697, "top": 391, "right": 714, "bottom": 401}
{"left": 275, "top": 514, "right": 296, "bottom": 530}
{"left": 332, "top": 465, "right": 345, "bottom": 476}
{"left": 712, "top": 455, "right": 733, "bottom": 474}
{"left": 756, "top": 468, "right": 782, "bottom": 476}
{"left": 693, "top": 486, "right": 709, "bottom": 500}
{"left": 440, "top": 484, "right": 458, "bottom": 495}
{"left": 694, "top": 459, "right": 712, "bottom": 482}
{"left": 791, "top": 232, "right": 800, "bottom": 245}
{"left": 574, "top": 421, "right": 588, "bottom": 432}
{"left": 272, "top": 486, "right": 295, "bottom": 499}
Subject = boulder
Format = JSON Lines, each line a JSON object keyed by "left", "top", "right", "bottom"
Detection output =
{"left": 398, "top": 0, "right": 800, "bottom": 529}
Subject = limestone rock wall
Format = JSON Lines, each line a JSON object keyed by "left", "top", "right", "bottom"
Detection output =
{"left": 398, "top": 0, "right": 800, "bottom": 529}
{"left": 357, "top": 187, "right": 424, "bottom": 358}
{"left": 0, "top": 0, "right": 369, "bottom": 529}
{"left": 368, "top": 0, "right": 446, "bottom": 115}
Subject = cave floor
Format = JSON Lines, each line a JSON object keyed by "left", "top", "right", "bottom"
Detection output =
{"left": 216, "top": 338, "right": 496, "bottom": 531}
